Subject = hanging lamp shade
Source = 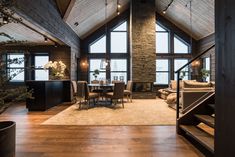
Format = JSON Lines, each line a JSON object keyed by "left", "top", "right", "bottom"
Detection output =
{"left": 100, "top": 0, "right": 108, "bottom": 70}
{"left": 100, "top": 59, "right": 108, "bottom": 69}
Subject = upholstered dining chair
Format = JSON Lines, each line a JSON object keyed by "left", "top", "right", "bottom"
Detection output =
{"left": 124, "top": 80, "right": 133, "bottom": 102}
{"left": 105, "top": 82, "right": 125, "bottom": 108}
{"left": 76, "top": 81, "right": 99, "bottom": 109}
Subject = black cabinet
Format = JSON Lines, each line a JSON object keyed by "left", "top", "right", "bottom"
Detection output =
{"left": 26, "top": 80, "right": 71, "bottom": 111}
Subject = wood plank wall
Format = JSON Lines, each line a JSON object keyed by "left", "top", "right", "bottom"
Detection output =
{"left": 215, "top": 0, "right": 235, "bottom": 156}
{"left": 12, "top": 0, "right": 80, "bottom": 80}
{"left": 196, "top": 33, "right": 215, "bottom": 81}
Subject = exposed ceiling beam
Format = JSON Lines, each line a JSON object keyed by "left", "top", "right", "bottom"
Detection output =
{"left": 63, "top": 0, "right": 76, "bottom": 21}
{"left": 55, "top": 0, "right": 72, "bottom": 18}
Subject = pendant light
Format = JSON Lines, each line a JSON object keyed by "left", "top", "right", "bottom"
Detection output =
{"left": 100, "top": 0, "right": 108, "bottom": 70}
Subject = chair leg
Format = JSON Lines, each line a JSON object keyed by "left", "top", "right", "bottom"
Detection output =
{"left": 122, "top": 98, "right": 124, "bottom": 108}
{"left": 130, "top": 94, "right": 132, "bottom": 102}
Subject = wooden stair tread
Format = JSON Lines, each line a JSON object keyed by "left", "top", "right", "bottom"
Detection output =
{"left": 180, "top": 125, "right": 214, "bottom": 153}
{"left": 195, "top": 114, "right": 215, "bottom": 128}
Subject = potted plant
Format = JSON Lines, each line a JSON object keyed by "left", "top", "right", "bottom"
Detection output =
{"left": 0, "top": 121, "right": 16, "bottom": 157}
{"left": 92, "top": 69, "right": 100, "bottom": 80}
{"left": 44, "top": 61, "right": 67, "bottom": 80}
{"left": 201, "top": 68, "right": 210, "bottom": 81}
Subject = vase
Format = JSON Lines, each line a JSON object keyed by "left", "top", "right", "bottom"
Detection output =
{"left": 0, "top": 121, "right": 16, "bottom": 157}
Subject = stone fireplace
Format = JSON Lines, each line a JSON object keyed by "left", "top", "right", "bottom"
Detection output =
{"left": 132, "top": 82, "right": 156, "bottom": 99}
{"left": 130, "top": 0, "right": 156, "bottom": 99}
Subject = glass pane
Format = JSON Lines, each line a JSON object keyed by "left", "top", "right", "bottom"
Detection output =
{"left": 89, "top": 72, "right": 106, "bottom": 82}
{"left": 10, "top": 69, "right": 24, "bottom": 81}
{"left": 113, "top": 21, "right": 127, "bottom": 31}
{"left": 89, "top": 59, "right": 106, "bottom": 72}
{"left": 156, "top": 33, "right": 169, "bottom": 53}
{"left": 111, "top": 72, "right": 127, "bottom": 83}
{"left": 205, "top": 57, "right": 210, "bottom": 70}
{"left": 174, "top": 59, "right": 189, "bottom": 71}
{"left": 90, "top": 36, "right": 106, "bottom": 53}
{"left": 174, "top": 37, "right": 189, "bottom": 54}
{"left": 111, "top": 59, "right": 127, "bottom": 71}
{"left": 35, "top": 56, "right": 49, "bottom": 68}
{"left": 174, "top": 72, "right": 189, "bottom": 80}
{"left": 8, "top": 54, "right": 24, "bottom": 68}
{"left": 156, "top": 59, "right": 169, "bottom": 71}
{"left": 156, "top": 23, "right": 166, "bottom": 31}
{"left": 156, "top": 72, "right": 169, "bottom": 84}
{"left": 35, "top": 70, "right": 49, "bottom": 80}
{"left": 111, "top": 32, "right": 127, "bottom": 53}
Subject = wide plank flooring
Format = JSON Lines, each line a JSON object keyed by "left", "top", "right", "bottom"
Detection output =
{"left": 0, "top": 102, "right": 204, "bottom": 157}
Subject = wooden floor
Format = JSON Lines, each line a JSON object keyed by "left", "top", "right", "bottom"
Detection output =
{"left": 0, "top": 103, "right": 205, "bottom": 157}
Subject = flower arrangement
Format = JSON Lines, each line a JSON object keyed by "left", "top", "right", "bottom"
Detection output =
{"left": 44, "top": 61, "right": 66, "bottom": 79}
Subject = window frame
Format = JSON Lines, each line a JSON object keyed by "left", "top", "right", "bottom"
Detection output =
{"left": 174, "top": 35, "right": 190, "bottom": 54}
{"left": 87, "top": 19, "right": 130, "bottom": 83}
{"left": 156, "top": 22, "right": 170, "bottom": 54}
{"left": 34, "top": 54, "right": 49, "bottom": 81}
{"left": 156, "top": 59, "right": 170, "bottom": 85}
{"left": 7, "top": 53, "right": 25, "bottom": 82}
{"left": 155, "top": 21, "right": 192, "bottom": 85}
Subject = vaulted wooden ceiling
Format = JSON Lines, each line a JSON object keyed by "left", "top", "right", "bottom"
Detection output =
{"left": 156, "top": 0, "right": 214, "bottom": 40}
{"left": 0, "top": 22, "right": 54, "bottom": 46}
{"left": 61, "top": 0, "right": 214, "bottom": 40}
{"left": 64, "top": 0, "right": 130, "bottom": 39}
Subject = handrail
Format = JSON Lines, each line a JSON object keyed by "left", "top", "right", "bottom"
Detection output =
{"left": 175, "top": 44, "right": 215, "bottom": 73}
{"left": 175, "top": 44, "right": 215, "bottom": 119}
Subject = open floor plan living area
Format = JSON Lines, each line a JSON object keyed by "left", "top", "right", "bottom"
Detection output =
{"left": 0, "top": 0, "right": 234, "bottom": 157}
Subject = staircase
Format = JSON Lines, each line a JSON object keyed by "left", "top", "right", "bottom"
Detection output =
{"left": 177, "top": 93, "right": 215, "bottom": 156}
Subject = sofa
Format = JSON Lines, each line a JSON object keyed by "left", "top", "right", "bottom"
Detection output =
{"left": 158, "top": 80, "right": 215, "bottom": 111}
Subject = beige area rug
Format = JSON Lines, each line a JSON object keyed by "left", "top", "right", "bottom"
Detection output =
{"left": 42, "top": 98, "right": 176, "bottom": 125}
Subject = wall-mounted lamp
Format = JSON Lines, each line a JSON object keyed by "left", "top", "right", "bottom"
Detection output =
{"left": 192, "top": 60, "right": 200, "bottom": 67}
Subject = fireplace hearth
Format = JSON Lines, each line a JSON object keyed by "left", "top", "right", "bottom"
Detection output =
{"left": 132, "top": 82, "right": 156, "bottom": 99}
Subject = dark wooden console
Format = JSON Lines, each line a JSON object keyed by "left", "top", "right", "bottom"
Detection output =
{"left": 26, "top": 80, "right": 71, "bottom": 111}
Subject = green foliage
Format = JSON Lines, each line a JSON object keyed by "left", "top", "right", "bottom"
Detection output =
{"left": 201, "top": 68, "right": 210, "bottom": 79}
{"left": 92, "top": 69, "right": 100, "bottom": 80}
{"left": 0, "top": 52, "right": 33, "bottom": 113}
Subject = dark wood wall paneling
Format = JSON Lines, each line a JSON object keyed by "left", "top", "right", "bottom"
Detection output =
{"left": 12, "top": 0, "right": 80, "bottom": 80}
{"left": 80, "top": 10, "right": 130, "bottom": 81}
{"left": 215, "top": 0, "right": 235, "bottom": 156}
{"left": 196, "top": 33, "right": 215, "bottom": 81}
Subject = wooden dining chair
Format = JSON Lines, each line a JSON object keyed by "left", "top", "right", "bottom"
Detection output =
{"left": 105, "top": 82, "right": 125, "bottom": 108}
{"left": 76, "top": 81, "right": 99, "bottom": 109}
{"left": 124, "top": 80, "right": 133, "bottom": 102}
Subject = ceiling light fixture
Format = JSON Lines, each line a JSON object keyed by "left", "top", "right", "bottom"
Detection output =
{"left": 100, "top": 0, "right": 109, "bottom": 70}
{"left": 44, "top": 36, "right": 48, "bottom": 42}
{"left": 162, "top": 0, "right": 174, "bottom": 15}
{"left": 116, "top": 0, "right": 121, "bottom": 15}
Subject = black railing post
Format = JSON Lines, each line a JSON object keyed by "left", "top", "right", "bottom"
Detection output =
{"left": 176, "top": 72, "right": 180, "bottom": 119}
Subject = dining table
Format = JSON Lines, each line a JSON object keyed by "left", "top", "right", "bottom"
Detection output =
{"left": 88, "top": 83, "right": 114, "bottom": 105}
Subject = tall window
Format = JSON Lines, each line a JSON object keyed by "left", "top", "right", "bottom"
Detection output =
{"left": 203, "top": 57, "right": 210, "bottom": 81}
{"left": 156, "top": 23, "right": 169, "bottom": 53}
{"left": 89, "top": 35, "right": 106, "bottom": 53}
{"left": 88, "top": 20, "right": 129, "bottom": 83}
{"left": 174, "top": 36, "right": 189, "bottom": 54}
{"left": 35, "top": 55, "right": 49, "bottom": 80}
{"left": 89, "top": 59, "right": 106, "bottom": 81}
{"left": 156, "top": 59, "right": 169, "bottom": 84}
{"left": 111, "top": 22, "right": 127, "bottom": 53}
{"left": 110, "top": 59, "right": 127, "bottom": 83}
{"left": 155, "top": 21, "right": 191, "bottom": 84}
{"left": 7, "top": 54, "right": 25, "bottom": 82}
{"left": 174, "top": 59, "right": 189, "bottom": 80}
